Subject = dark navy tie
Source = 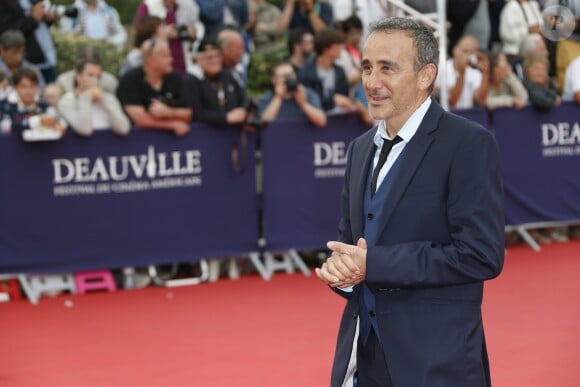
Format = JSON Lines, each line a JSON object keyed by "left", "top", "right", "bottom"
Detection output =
{"left": 370, "top": 136, "right": 402, "bottom": 197}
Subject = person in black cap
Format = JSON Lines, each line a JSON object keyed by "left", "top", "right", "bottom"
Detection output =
{"left": 186, "top": 38, "right": 248, "bottom": 127}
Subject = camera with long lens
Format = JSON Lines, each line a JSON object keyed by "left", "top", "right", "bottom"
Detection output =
{"left": 285, "top": 77, "right": 299, "bottom": 94}
{"left": 244, "top": 99, "right": 267, "bottom": 131}
{"left": 31, "top": 0, "right": 78, "bottom": 19}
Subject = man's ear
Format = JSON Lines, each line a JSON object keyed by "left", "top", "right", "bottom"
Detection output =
{"left": 419, "top": 63, "right": 437, "bottom": 92}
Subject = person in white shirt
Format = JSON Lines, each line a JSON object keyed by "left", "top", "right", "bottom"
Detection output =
{"left": 499, "top": 0, "right": 543, "bottom": 61}
{"left": 330, "top": 0, "right": 390, "bottom": 37}
{"left": 58, "top": 49, "right": 130, "bottom": 136}
{"left": 436, "top": 35, "right": 490, "bottom": 109}
{"left": 562, "top": 55, "right": 580, "bottom": 103}
{"left": 60, "top": 0, "right": 127, "bottom": 49}
{"left": 335, "top": 15, "right": 363, "bottom": 93}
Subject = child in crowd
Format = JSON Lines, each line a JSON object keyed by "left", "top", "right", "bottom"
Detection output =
{"left": 0, "top": 68, "right": 66, "bottom": 137}
{"left": 42, "top": 83, "right": 64, "bottom": 116}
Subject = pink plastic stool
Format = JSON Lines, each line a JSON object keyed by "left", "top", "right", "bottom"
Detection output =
{"left": 74, "top": 270, "right": 117, "bottom": 294}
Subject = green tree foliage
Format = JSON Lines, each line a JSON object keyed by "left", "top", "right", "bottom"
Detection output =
{"left": 51, "top": 28, "right": 126, "bottom": 76}
{"left": 247, "top": 40, "right": 287, "bottom": 96}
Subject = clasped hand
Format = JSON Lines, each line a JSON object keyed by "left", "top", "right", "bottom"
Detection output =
{"left": 315, "top": 238, "right": 367, "bottom": 288}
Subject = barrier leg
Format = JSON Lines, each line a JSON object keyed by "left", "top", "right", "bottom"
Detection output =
{"left": 287, "top": 249, "right": 311, "bottom": 277}
{"left": 148, "top": 260, "right": 210, "bottom": 287}
{"left": 248, "top": 252, "right": 271, "bottom": 281}
{"left": 17, "top": 275, "right": 38, "bottom": 304}
{"left": 516, "top": 227, "right": 541, "bottom": 252}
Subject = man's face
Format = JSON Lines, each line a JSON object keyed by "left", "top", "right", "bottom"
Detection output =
{"left": 361, "top": 30, "right": 427, "bottom": 124}
{"left": 150, "top": 42, "right": 173, "bottom": 75}
{"left": 300, "top": 33, "right": 314, "bottom": 57}
{"left": 526, "top": 61, "right": 549, "bottom": 86}
{"left": 324, "top": 43, "right": 344, "bottom": 61}
{"left": 1, "top": 46, "right": 25, "bottom": 68}
{"left": 16, "top": 77, "right": 38, "bottom": 106}
{"left": 221, "top": 36, "right": 244, "bottom": 68}
{"left": 271, "top": 63, "right": 296, "bottom": 90}
{"left": 75, "top": 63, "right": 102, "bottom": 91}
{"left": 198, "top": 48, "right": 222, "bottom": 77}
{"left": 346, "top": 28, "right": 362, "bottom": 48}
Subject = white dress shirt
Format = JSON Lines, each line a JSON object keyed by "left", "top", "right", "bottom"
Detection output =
{"left": 371, "top": 97, "right": 431, "bottom": 189}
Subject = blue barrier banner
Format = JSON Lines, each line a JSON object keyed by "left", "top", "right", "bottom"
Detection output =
{"left": 451, "top": 107, "right": 490, "bottom": 129}
{"left": 493, "top": 102, "right": 580, "bottom": 225}
{"left": 261, "top": 114, "right": 370, "bottom": 251}
{"left": 0, "top": 126, "right": 258, "bottom": 273}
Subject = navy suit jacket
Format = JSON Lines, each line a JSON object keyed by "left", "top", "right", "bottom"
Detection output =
{"left": 331, "top": 100, "right": 505, "bottom": 387}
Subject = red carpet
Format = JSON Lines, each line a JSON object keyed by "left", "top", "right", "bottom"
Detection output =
{"left": 1, "top": 241, "right": 579, "bottom": 387}
{"left": 483, "top": 240, "right": 580, "bottom": 387}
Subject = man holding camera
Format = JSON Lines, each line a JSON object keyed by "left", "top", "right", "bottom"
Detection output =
{"left": 0, "top": 0, "right": 61, "bottom": 84}
{"left": 62, "top": 0, "right": 127, "bottom": 49}
{"left": 435, "top": 35, "right": 489, "bottom": 110}
{"left": 258, "top": 61, "right": 326, "bottom": 127}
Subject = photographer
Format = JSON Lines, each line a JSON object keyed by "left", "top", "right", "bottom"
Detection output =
{"left": 435, "top": 35, "right": 489, "bottom": 109}
{"left": 62, "top": 0, "right": 127, "bottom": 49}
{"left": 0, "top": 0, "right": 61, "bottom": 83}
{"left": 258, "top": 61, "right": 326, "bottom": 128}
{"left": 278, "top": 0, "right": 333, "bottom": 35}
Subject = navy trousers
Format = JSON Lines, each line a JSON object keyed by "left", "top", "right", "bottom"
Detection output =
{"left": 355, "top": 329, "right": 394, "bottom": 387}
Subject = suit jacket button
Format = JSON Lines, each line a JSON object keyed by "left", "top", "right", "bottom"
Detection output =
{"left": 353, "top": 312, "right": 358, "bottom": 319}
{"left": 367, "top": 213, "right": 374, "bottom": 220}
{"left": 368, "top": 310, "right": 376, "bottom": 317}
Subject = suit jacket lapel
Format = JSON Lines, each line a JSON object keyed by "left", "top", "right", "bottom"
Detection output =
{"left": 375, "top": 101, "right": 445, "bottom": 236}
{"left": 351, "top": 130, "right": 376, "bottom": 240}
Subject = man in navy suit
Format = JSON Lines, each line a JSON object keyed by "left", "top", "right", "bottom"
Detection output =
{"left": 315, "top": 17, "right": 505, "bottom": 387}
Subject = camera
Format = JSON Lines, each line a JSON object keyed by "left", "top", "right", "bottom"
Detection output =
{"left": 244, "top": 99, "right": 267, "bottom": 131}
{"left": 31, "top": 0, "right": 78, "bottom": 19}
{"left": 285, "top": 77, "right": 299, "bottom": 93}
{"left": 177, "top": 25, "right": 193, "bottom": 42}
{"left": 468, "top": 53, "right": 478, "bottom": 68}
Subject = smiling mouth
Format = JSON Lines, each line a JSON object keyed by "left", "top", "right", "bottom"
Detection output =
{"left": 369, "top": 95, "right": 389, "bottom": 103}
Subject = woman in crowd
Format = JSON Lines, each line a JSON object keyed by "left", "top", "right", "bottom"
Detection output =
{"left": 486, "top": 51, "right": 529, "bottom": 110}
{"left": 120, "top": 15, "right": 164, "bottom": 77}
{"left": 335, "top": 15, "right": 363, "bottom": 94}
{"left": 522, "top": 54, "right": 560, "bottom": 111}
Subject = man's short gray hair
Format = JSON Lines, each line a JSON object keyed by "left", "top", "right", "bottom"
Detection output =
{"left": 368, "top": 17, "right": 439, "bottom": 76}
{"left": 0, "top": 30, "right": 26, "bottom": 49}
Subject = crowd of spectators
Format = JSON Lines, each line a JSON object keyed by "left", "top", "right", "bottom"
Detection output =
{"left": 1, "top": 0, "right": 579, "bottom": 285}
